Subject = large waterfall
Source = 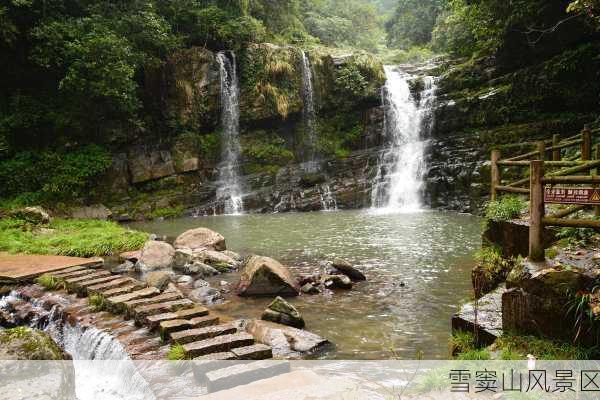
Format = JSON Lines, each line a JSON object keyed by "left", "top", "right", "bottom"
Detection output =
{"left": 216, "top": 51, "right": 244, "bottom": 215}
{"left": 301, "top": 51, "right": 318, "bottom": 169}
{"left": 371, "top": 66, "right": 437, "bottom": 212}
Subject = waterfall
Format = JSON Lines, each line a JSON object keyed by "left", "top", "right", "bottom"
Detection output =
{"left": 371, "top": 66, "right": 437, "bottom": 212}
{"left": 301, "top": 51, "right": 318, "bottom": 171}
{"left": 216, "top": 51, "right": 244, "bottom": 215}
{"left": 319, "top": 184, "right": 338, "bottom": 212}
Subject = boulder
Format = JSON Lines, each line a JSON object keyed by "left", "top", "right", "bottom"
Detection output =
{"left": 174, "top": 228, "right": 226, "bottom": 251}
{"left": 10, "top": 207, "right": 51, "bottom": 225}
{"left": 70, "top": 204, "right": 112, "bottom": 220}
{"left": 261, "top": 296, "right": 305, "bottom": 328}
{"left": 176, "top": 261, "right": 219, "bottom": 277}
{"left": 243, "top": 319, "right": 329, "bottom": 356}
{"left": 144, "top": 271, "right": 172, "bottom": 291}
{"left": 177, "top": 275, "right": 194, "bottom": 287}
{"left": 301, "top": 283, "right": 320, "bottom": 294}
{"left": 321, "top": 274, "right": 352, "bottom": 290}
{"left": 193, "top": 279, "right": 210, "bottom": 289}
{"left": 119, "top": 250, "right": 141, "bottom": 263}
{"left": 331, "top": 258, "right": 366, "bottom": 281}
{"left": 222, "top": 250, "right": 242, "bottom": 261}
{"left": 111, "top": 260, "right": 135, "bottom": 274}
{"left": 237, "top": 256, "right": 300, "bottom": 297}
{"left": 0, "top": 327, "right": 67, "bottom": 360}
{"left": 189, "top": 286, "right": 223, "bottom": 306}
{"left": 174, "top": 248, "right": 194, "bottom": 267}
{"left": 136, "top": 240, "right": 175, "bottom": 272}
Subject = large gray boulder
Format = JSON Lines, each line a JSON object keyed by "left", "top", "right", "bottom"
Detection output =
{"left": 237, "top": 256, "right": 300, "bottom": 297}
{"left": 136, "top": 240, "right": 175, "bottom": 272}
{"left": 10, "top": 207, "right": 51, "bottom": 225}
{"left": 174, "top": 228, "right": 226, "bottom": 251}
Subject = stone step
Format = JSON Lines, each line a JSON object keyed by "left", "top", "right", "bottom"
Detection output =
{"left": 64, "top": 270, "right": 110, "bottom": 285}
{"left": 51, "top": 265, "right": 88, "bottom": 275}
{"left": 170, "top": 323, "right": 237, "bottom": 345}
{"left": 205, "top": 360, "right": 291, "bottom": 393}
{"left": 183, "top": 333, "right": 254, "bottom": 358}
{"left": 51, "top": 267, "right": 92, "bottom": 279}
{"left": 157, "top": 314, "right": 222, "bottom": 340}
{"left": 101, "top": 283, "right": 146, "bottom": 298}
{"left": 71, "top": 275, "right": 124, "bottom": 296}
{"left": 87, "top": 278, "right": 145, "bottom": 296}
{"left": 133, "top": 299, "right": 195, "bottom": 324}
{"left": 231, "top": 344, "right": 272, "bottom": 360}
{"left": 122, "top": 292, "right": 184, "bottom": 318}
{"left": 105, "top": 287, "right": 161, "bottom": 314}
{"left": 145, "top": 306, "right": 210, "bottom": 330}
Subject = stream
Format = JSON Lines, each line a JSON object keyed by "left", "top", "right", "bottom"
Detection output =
{"left": 130, "top": 209, "right": 481, "bottom": 359}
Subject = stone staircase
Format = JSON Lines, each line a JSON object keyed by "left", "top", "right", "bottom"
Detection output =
{"left": 45, "top": 265, "right": 274, "bottom": 361}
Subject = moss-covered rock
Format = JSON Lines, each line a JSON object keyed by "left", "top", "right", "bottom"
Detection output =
{"left": 0, "top": 327, "right": 67, "bottom": 360}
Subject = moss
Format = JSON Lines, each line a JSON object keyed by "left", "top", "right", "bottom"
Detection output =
{"left": 0, "top": 327, "right": 65, "bottom": 360}
{"left": 146, "top": 206, "right": 185, "bottom": 220}
{"left": 241, "top": 130, "right": 294, "bottom": 175}
{"left": 0, "top": 217, "right": 148, "bottom": 257}
{"left": 315, "top": 112, "right": 363, "bottom": 159}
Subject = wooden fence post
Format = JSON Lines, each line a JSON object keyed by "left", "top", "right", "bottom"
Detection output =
{"left": 582, "top": 125, "right": 592, "bottom": 161}
{"left": 537, "top": 141, "right": 546, "bottom": 161}
{"left": 491, "top": 149, "right": 501, "bottom": 201}
{"left": 529, "top": 160, "right": 545, "bottom": 262}
{"left": 552, "top": 134, "right": 561, "bottom": 161}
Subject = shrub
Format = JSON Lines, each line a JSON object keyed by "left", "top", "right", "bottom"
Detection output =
{"left": 35, "top": 274, "right": 61, "bottom": 291}
{"left": 89, "top": 293, "right": 106, "bottom": 311}
{"left": 484, "top": 195, "right": 526, "bottom": 222}
{"left": 147, "top": 206, "right": 185, "bottom": 220}
{"left": 167, "top": 344, "right": 186, "bottom": 361}
{"left": 450, "top": 330, "right": 476, "bottom": 355}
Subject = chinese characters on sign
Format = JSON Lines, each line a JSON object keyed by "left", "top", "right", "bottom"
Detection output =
{"left": 544, "top": 187, "right": 600, "bottom": 205}
{"left": 449, "top": 369, "right": 600, "bottom": 393}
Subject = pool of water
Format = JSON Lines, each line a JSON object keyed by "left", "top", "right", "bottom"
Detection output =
{"left": 129, "top": 209, "right": 482, "bottom": 360}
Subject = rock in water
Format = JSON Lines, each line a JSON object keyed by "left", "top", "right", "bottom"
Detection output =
{"left": 301, "top": 283, "right": 320, "bottom": 294}
{"left": 136, "top": 240, "right": 175, "bottom": 272}
{"left": 321, "top": 274, "right": 353, "bottom": 290}
{"left": 190, "top": 286, "right": 223, "bottom": 305}
{"left": 173, "top": 248, "right": 194, "bottom": 267}
{"left": 237, "top": 255, "right": 300, "bottom": 297}
{"left": 0, "top": 327, "right": 67, "bottom": 359}
{"left": 332, "top": 258, "right": 366, "bottom": 281}
{"left": 243, "top": 319, "right": 329, "bottom": 355}
{"left": 174, "top": 228, "right": 226, "bottom": 251}
{"left": 145, "top": 271, "right": 172, "bottom": 290}
{"left": 261, "top": 296, "right": 305, "bottom": 328}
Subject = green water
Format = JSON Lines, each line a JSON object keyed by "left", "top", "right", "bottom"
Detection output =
{"left": 129, "top": 209, "right": 482, "bottom": 359}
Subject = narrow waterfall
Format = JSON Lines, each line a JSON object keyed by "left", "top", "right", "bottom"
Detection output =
{"left": 216, "top": 51, "right": 244, "bottom": 215}
{"left": 371, "top": 66, "right": 437, "bottom": 212}
{"left": 301, "top": 51, "right": 318, "bottom": 170}
{"left": 319, "top": 184, "right": 338, "bottom": 212}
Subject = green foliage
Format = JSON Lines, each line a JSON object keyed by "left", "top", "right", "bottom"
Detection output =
{"left": 89, "top": 293, "right": 106, "bottom": 312}
{"left": 35, "top": 274, "right": 62, "bottom": 291}
{"left": 412, "top": 368, "right": 449, "bottom": 394}
{"left": 484, "top": 195, "right": 526, "bottom": 222}
{"left": 474, "top": 247, "right": 513, "bottom": 279}
{"left": 0, "top": 218, "right": 148, "bottom": 257}
{"left": 557, "top": 224, "right": 599, "bottom": 247}
{"left": 565, "top": 286, "right": 600, "bottom": 344}
{"left": 147, "top": 206, "right": 185, "bottom": 220}
{"left": 457, "top": 348, "right": 491, "bottom": 360}
{"left": 568, "top": 0, "right": 600, "bottom": 27}
{"left": 315, "top": 114, "right": 363, "bottom": 159}
{"left": 0, "top": 145, "right": 112, "bottom": 204}
{"left": 167, "top": 344, "right": 186, "bottom": 360}
{"left": 386, "top": 0, "right": 444, "bottom": 49}
{"left": 449, "top": 330, "right": 476, "bottom": 354}
{"left": 241, "top": 131, "right": 294, "bottom": 175}
{"left": 335, "top": 65, "right": 368, "bottom": 97}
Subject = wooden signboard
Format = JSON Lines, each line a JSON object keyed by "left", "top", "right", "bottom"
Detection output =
{"left": 544, "top": 187, "right": 600, "bottom": 205}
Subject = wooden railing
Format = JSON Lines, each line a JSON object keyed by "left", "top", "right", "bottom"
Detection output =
{"left": 490, "top": 125, "right": 600, "bottom": 261}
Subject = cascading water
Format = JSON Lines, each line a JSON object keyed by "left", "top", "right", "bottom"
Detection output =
{"left": 319, "top": 184, "right": 338, "bottom": 212}
{"left": 216, "top": 51, "right": 244, "bottom": 215}
{"left": 301, "top": 51, "right": 318, "bottom": 171}
{"left": 371, "top": 66, "right": 437, "bottom": 212}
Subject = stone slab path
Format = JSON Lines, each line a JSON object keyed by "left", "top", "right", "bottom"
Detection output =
{"left": 0, "top": 252, "right": 103, "bottom": 281}
{"left": 42, "top": 264, "right": 274, "bottom": 362}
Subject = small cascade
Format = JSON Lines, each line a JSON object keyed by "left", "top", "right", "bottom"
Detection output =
{"left": 301, "top": 50, "right": 318, "bottom": 171}
{"left": 319, "top": 184, "right": 338, "bottom": 212}
{"left": 371, "top": 66, "right": 437, "bottom": 212}
{"left": 216, "top": 51, "right": 244, "bottom": 215}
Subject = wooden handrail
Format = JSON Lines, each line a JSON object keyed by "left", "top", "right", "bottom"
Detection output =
{"left": 547, "top": 205, "right": 587, "bottom": 219}
{"left": 495, "top": 185, "right": 531, "bottom": 194}
{"left": 497, "top": 160, "right": 589, "bottom": 167}
{"left": 543, "top": 175, "right": 600, "bottom": 184}
{"left": 547, "top": 160, "right": 600, "bottom": 177}
{"left": 542, "top": 217, "right": 600, "bottom": 229}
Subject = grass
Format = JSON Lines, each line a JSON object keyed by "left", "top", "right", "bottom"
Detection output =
{"left": 449, "top": 331, "right": 476, "bottom": 355}
{"left": 0, "top": 217, "right": 148, "bottom": 257}
{"left": 146, "top": 206, "right": 185, "bottom": 220}
{"left": 88, "top": 293, "right": 106, "bottom": 311}
{"left": 484, "top": 195, "right": 526, "bottom": 222}
{"left": 412, "top": 368, "right": 449, "bottom": 394}
{"left": 494, "top": 334, "right": 598, "bottom": 360}
{"left": 35, "top": 274, "right": 62, "bottom": 290}
{"left": 167, "top": 344, "right": 186, "bottom": 361}
{"left": 457, "top": 348, "right": 491, "bottom": 360}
